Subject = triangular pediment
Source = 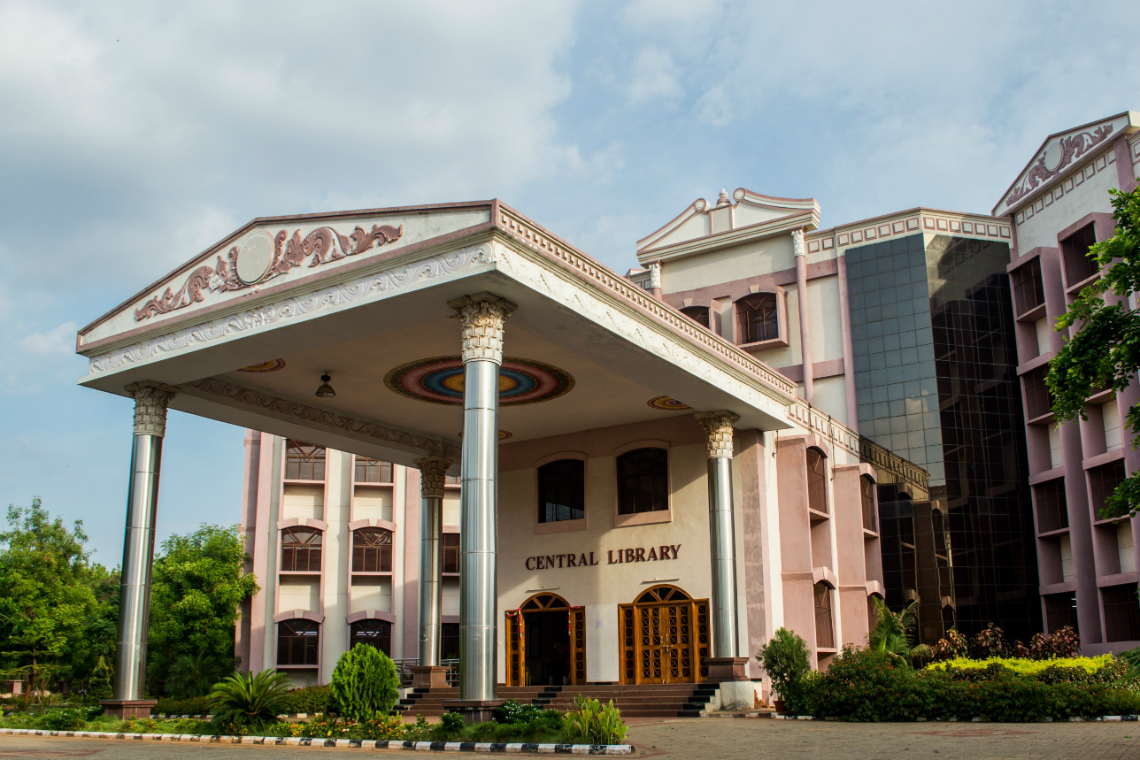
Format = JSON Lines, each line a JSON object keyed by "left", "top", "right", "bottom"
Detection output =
{"left": 994, "top": 111, "right": 1138, "bottom": 214}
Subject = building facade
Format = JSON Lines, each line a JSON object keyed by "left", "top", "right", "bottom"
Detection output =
{"left": 995, "top": 111, "right": 1140, "bottom": 653}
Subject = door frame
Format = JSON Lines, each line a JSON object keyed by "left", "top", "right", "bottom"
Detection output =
{"left": 505, "top": 593, "right": 587, "bottom": 686}
{"left": 618, "top": 584, "right": 710, "bottom": 684}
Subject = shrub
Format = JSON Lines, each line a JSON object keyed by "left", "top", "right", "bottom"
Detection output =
{"left": 37, "top": 709, "right": 86, "bottom": 731}
{"left": 494, "top": 700, "right": 562, "bottom": 730}
{"left": 288, "top": 685, "right": 332, "bottom": 714}
{"left": 210, "top": 670, "right": 293, "bottom": 731}
{"left": 329, "top": 644, "right": 400, "bottom": 723}
{"left": 757, "top": 628, "right": 811, "bottom": 701}
{"left": 970, "top": 623, "right": 1009, "bottom": 659}
{"left": 926, "top": 654, "right": 1121, "bottom": 681}
{"left": 931, "top": 629, "right": 969, "bottom": 662}
{"left": 438, "top": 712, "right": 465, "bottom": 738}
{"left": 154, "top": 695, "right": 214, "bottom": 716}
{"left": 561, "top": 695, "right": 628, "bottom": 745}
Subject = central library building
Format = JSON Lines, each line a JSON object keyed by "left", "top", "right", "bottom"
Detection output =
{"left": 77, "top": 110, "right": 1140, "bottom": 718}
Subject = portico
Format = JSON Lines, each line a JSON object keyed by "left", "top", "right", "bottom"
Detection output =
{"left": 77, "top": 199, "right": 884, "bottom": 719}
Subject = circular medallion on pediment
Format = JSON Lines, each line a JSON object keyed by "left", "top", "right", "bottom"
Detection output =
{"left": 235, "top": 230, "right": 275, "bottom": 285}
{"left": 647, "top": 396, "right": 691, "bottom": 411}
{"left": 384, "top": 356, "right": 574, "bottom": 406}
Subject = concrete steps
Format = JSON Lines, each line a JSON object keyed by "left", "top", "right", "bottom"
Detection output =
{"left": 393, "top": 683, "right": 718, "bottom": 718}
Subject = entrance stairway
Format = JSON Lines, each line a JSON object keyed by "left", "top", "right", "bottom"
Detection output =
{"left": 394, "top": 683, "right": 718, "bottom": 719}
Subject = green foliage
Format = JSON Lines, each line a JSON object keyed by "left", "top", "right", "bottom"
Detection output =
{"left": 208, "top": 670, "right": 292, "bottom": 731}
{"left": 147, "top": 524, "right": 259, "bottom": 696}
{"left": 867, "top": 598, "right": 930, "bottom": 666}
{"left": 439, "top": 711, "right": 465, "bottom": 737}
{"left": 1048, "top": 186, "right": 1140, "bottom": 518}
{"left": 930, "top": 629, "right": 969, "bottom": 661}
{"left": 756, "top": 627, "right": 811, "bottom": 700}
{"left": 790, "top": 646, "right": 1140, "bottom": 721}
{"left": 288, "top": 684, "right": 332, "bottom": 714}
{"left": 927, "top": 654, "right": 1118, "bottom": 677}
{"left": 329, "top": 644, "right": 400, "bottom": 722}
{"left": 153, "top": 695, "right": 214, "bottom": 716}
{"left": 37, "top": 708, "right": 86, "bottom": 731}
{"left": 0, "top": 498, "right": 116, "bottom": 708}
{"left": 561, "top": 695, "right": 628, "bottom": 745}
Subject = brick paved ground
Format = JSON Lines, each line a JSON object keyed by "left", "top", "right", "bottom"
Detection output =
{"left": 0, "top": 719, "right": 1137, "bottom": 758}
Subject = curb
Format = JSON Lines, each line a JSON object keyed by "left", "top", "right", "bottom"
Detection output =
{"left": 772, "top": 714, "right": 1140, "bottom": 722}
{"left": 0, "top": 728, "right": 633, "bottom": 754}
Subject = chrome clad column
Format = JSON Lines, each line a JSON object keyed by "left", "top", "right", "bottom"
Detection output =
{"left": 415, "top": 456, "right": 452, "bottom": 667}
{"left": 114, "top": 382, "right": 177, "bottom": 701}
{"left": 696, "top": 411, "right": 741, "bottom": 658}
{"left": 449, "top": 293, "right": 516, "bottom": 704}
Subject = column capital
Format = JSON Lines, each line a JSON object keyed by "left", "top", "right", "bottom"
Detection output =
{"left": 792, "top": 228, "right": 806, "bottom": 257}
{"left": 124, "top": 381, "right": 178, "bottom": 437}
{"left": 647, "top": 261, "right": 662, "bottom": 290}
{"left": 414, "top": 456, "right": 454, "bottom": 499}
{"left": 447, "top": 292, "right": 518, "bottom": 364}
{"left": 695, "top": 410, "right": 740, "bottom": 459}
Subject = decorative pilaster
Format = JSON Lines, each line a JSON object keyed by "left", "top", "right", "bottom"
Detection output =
{"left": 448, "top": 293, "right": 517, "bottom": 365}
{"left": 125, "top": 381, "right": 178, "bottom": 437}
{"left": 791, "top": 229, "right": 806, "bottom": 258}
{"left": 696, "top": 410, "right": 740, "bottom": 460}
{"left": 791, "top": 228, "right": 813, "bottom": 404}
{"left": 696, "top": 410, "right": 742, "bottom": 666}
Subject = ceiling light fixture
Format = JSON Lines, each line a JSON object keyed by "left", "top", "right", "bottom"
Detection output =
{"left": 315, "top": 372, "right": 336, "bottom": 399}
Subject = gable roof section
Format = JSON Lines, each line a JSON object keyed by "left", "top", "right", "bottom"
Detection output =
{"left": 993, "top": 111, "right": 1139, "bottom": 216}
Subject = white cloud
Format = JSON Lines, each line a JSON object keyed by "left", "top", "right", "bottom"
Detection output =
{"left": 694, "top": 84, "right": 732, "bottom": 126}
{"left": 18, "top": 322, "right": 79, "bottom": 357}
{"left": 627, "top": 46, "right": 683, "bottom": 104}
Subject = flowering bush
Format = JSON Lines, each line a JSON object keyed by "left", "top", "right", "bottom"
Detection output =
{"left": 970, "top": 624, "right": 1009, "bottom": 659}
{"left": 932, "top": 625, "right": 1081, "bottom": 663}
{"left": 930, "top": 629, "right": 969, "bottom": 662}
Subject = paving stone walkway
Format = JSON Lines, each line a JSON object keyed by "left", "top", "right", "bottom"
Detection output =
{"left": 0, "top": 718, "right": 1138, "bottom": 758}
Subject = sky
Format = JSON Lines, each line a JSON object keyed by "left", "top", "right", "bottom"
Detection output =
{"left": 2, "top": 0, "right": 1139, "bottom": 566}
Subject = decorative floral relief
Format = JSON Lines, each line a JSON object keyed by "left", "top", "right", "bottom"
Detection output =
{"left": 1005, "top": 124, "right": 1114, "bottom": 208}
{"left": 187, "top": 377, "right": 460, "bottom": 459}
{"left": 88, "top": 245, "right": 491, "bottom": 376}
{"left": 134, "top": 223, "right": 404, "bottom": 321}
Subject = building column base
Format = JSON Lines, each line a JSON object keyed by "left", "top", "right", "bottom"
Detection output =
{"left": 442, "top": 699, "right": 506, "bottom": 724}
{"left": 410, "top": 666, "right": 450, "bottom": 688}
{"left": 702, "top": 656, "right": 750, "bottom": 682}
{"left": 100, "top": 699, "right": 157, "bottom": 720}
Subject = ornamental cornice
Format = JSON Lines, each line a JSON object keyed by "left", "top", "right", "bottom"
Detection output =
{"left": 414, "top": 456, "right": 453, "bottom": 499}
{"left": 185, "top": 377, "right": 460, "bottom": 459}
{"left": 83, "top": 243, "right": 495, "bottom": 378}
{"left": 694, "top": 410, "right": 740, "bottom": 459}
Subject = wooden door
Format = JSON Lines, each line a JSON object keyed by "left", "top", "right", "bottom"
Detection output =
{"left": 618, "top": 586, "right": 709, "bottom": 684}
{"left": 506, "top": 610, "right": 526, "bottom": 686}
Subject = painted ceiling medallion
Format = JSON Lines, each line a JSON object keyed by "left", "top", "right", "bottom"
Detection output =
{"left": 647, "top": 395, "right": 691, "bottom": 411}
{"left": 135, "top": 223, "right": 404, "bottom": 321}
{"left": 239, "top": 359, "right": 286, "bottom": 373}
{"left": 385, "top": 356, "right": 574, "bottom": 406}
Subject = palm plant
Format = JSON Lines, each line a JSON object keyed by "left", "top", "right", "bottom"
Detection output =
{"left": 167, "top": 649, "right": 229, "bottom": 699}
{"left": 209, "top": 670, "right": 293, "bottom": 731}
{"left": 867, "top": 597, "right": 930, "bottom": 666}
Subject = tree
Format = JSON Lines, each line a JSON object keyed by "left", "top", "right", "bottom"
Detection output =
{"left": 0, "top": 498, "right": 110, "bottom": 709}
{"left": 147, "top": 524, "right": 259, "bottom": 697}
{"left": 329, "top": 644, "right": 400, "bottom": 722}
{"left": 867, "top": 597, "right": 930, "bottom": 665}
{"left": 1048, "top": 186, "right": 1140, "bottom": 518}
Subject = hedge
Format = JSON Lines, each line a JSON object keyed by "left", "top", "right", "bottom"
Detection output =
{"left": 786, "top": 647, "right": 1140, "bottom": 722}
{"left": 153, "top": 696, "right": 213, "bottom": 716}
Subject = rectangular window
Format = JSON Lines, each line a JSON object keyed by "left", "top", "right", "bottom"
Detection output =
{"left": 616, "top": 448, "right": 669, "bottom": 515}
{"left": 1023, "top": 367, "right": 1052, "bottom": 420}
{"left": 1061, "top": 223, "right": 1097, "bottom": 287}
{"left": 350, "top": 620, "right": 392, "bottom": 657}
{"left": 277, "top": 620, "right": 320, "bottom": 666}
{"left": 807, "top": 448, "right": 827, "bottom": 514}
{"left": 1089, "top": 460, "right": 1126, "bottom": 517}
{"left": 680, "top": 305, "right": 711, "bottom": 328}
{"left": 442, "top": 533, "right": 460, "bottom": 574}
{"left": 735, "top": 293, "right": 779, "bottom": 344}
{"left": 440, "top": 623, "right": 460, "bottom": 661}
{"left": 1044, "top": 592, "right": 1078, "bottom": 635}
{"left": 1034, "top": 478, "right": 1068, "bottom": 534}
{"left": 285, "top": 441, "right": 326, "bottom": 481}
{"left": 1011, "top": 257, "right": 1045, "bottom": 315}
{"left": 1103, "top": 584, "right": 1140, "bottom": 642}
{"left": 861, "top": 476, "right": 876, "bottom": 531}
{"left": 814, "top": 583, "right": 835, "bottom": 649}
{"left": 538, "top": 459, "right": 586, "bottom": 523}
{"left": 354, "top": 458, "right": 393, "bottom": 483}
{"left": 1103, "top": 398, "right": 1122, "bottom": 451}
{"left": 351, "top": 528, "right": 393, "bottom": 573}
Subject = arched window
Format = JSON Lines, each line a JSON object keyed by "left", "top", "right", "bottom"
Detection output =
{"left": 616, "top": 448, "right": 668, "bottom": 515}
{"left": 680, "top": 305, "right": 710, "bottom": 328}
{"left": 352, "top": 528, "right": 392, "bottom": 572}
{"left": 281, "top": 528, "right": 322, "bottom": 572}
{"left": 349, "top": 619, "right": 392, "bottom": 657}
{"left": 814, "top": 583, "right": 834, "bottom": 649}
{"left": 278, "top": 619, "right": 319, "bottom": 665}
{"left": 354, "top": 457, "right": 392, "bottom": 483}
{"left": 860, "top": 475, "right": 876, "bottom": 531}
{"left": 806, "top": 448, "right": 827, "bottom": 514}
{"left": 285, "top": 441, "right": 326, "bottom": 480}
{"left": 538, "top": 459, "right": 585, "bottom": 523}
{"left": 735, "top": 293, "right": 779, "bottom": 344}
